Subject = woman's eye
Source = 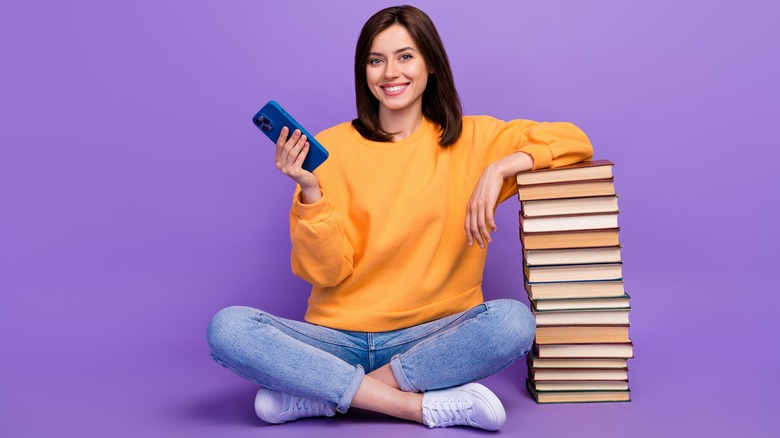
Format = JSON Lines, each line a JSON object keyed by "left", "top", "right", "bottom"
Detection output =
{"left": 368, "top": 58, "right": 382, "bottom": 65}
{"left": 399, "top": 54, "right": 412, "bottom": 61}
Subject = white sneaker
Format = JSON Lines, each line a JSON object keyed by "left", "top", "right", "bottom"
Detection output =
{"left": 254, "top": 387, "right": 336, "bottom": 424}
{"left": 421, "top": 383, "right": 506, "bottom": 431}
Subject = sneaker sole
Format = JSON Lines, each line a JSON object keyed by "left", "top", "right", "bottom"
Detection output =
{"left": 460, "top": 383, "right": 507, "bottom": 431}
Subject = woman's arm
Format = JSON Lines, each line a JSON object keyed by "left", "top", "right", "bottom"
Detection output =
{"left": 276, "top": 126, "right": 354, "bottom": 286}
{"left": 465, "top": 152, "right": 534, "bottom": 248}
{"left": 275, "top": 126, "right": 322, "bottom": 204}
{"left": 465, "top": 119, "right": 594, "bottom": 248}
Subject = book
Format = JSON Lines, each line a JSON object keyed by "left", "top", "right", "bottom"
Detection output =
{"left": 524, "top": 263, "right": 623, "bottom": 283}
{"left": 534, "top": 342, "right": 634, "bottom": 359}
{"left": 532, "top": 294, "right": 631, "bottom": 311}
{"left": 516, "top": 160, "right": 614, "bottom": 185}
{"left": 521, "top": 195, "right": 619, "bottom": 217}
{"left": 532, "top": 309, "right": 630, "bottom": 326}
{"left": 520, "top": 228, "right": 620, "bottom": 250}
{"left": 524, "top": 246, "right": 622, "bottom": 266}
{"left": 532, "top": 380, "right": 629, "bottom": 391}
{"left": 517, "top": 179, "right": 615, "bottom": 201}
{"left": 531, "top": 368, "right": 628, "bottom": 381}
{"left": 526, "top": 379, "right": 631, "bottom": 403}
{"left": 528, "top": 352, "right": 628, "bottom": 369}
{"left": 519, "top": 212, "right": 619, "bottom": 233}
{"left": 535, "top": 325, "right": 630, "bottom": 344}
{"left": 525, "top": 279, "right": 625, "bottom": 300}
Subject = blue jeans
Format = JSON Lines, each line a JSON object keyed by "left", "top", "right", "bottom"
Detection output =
{"left": 206, "top": 299, "right": 535, "bottom": 413}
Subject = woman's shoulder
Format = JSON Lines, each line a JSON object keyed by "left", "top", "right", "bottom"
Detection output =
{"left": 462, "top": 115, "right": 501, "bottom": 124}
{"left": 457, "top": 115, "right": 504, "bottom": 139}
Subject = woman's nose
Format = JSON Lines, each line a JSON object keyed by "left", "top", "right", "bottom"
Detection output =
{"left": 383, "top": 61, "right": 399, "bottom": 79}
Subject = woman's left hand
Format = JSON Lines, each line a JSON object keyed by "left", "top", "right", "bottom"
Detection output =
{"left": 465, "top": 164, "right": 503, "bottom": 248}
{"left": 465, "top": 152, "right": 534, "bottom": 248}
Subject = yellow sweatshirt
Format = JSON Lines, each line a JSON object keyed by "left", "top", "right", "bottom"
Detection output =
{"left": 289, "top": 116, "right": 593, "bottom": 332}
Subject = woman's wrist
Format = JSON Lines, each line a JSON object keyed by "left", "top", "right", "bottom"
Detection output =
{"left": 300, "top": 184, "right": 323, "bottom": 204}
{"left": 491, "top": 152, "right": 534, "bottom": 179}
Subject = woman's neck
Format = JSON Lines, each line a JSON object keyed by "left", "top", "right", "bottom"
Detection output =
{"left": 379, "top": 104, "right": 424, "bottom": 141}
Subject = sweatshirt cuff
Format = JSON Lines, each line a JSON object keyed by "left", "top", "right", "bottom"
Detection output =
{"left": 291, "top": 189, "right": 333, "bottom": 222}
{"left": 519, "top": 142, "right": 553, "bottom": 170}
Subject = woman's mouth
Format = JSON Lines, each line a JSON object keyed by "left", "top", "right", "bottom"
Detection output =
{"left": 381, "top": 83, "right": 409, "bottom": 96}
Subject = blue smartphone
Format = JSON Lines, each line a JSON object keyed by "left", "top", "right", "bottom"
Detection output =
{"left": 252, "top": 101, "right": 329, "bottom": 172}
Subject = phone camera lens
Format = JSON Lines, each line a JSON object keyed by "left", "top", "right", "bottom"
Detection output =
{"left": 261, "top": 124, "right": 270, "bottom": 132}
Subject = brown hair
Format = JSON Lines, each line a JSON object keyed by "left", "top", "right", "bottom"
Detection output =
{"left": 352, "top": 5, "right": 463, "bottom": 146}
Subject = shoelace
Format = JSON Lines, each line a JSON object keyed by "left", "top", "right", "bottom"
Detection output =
{"left": 287, "top": 395, "right": 331, "bottom": 418}
{"left": 423, "top": 396, "right": 475, "bottom": 427}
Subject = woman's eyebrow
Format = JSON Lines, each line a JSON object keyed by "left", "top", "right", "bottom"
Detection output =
{"left": 369, "top": 47, "right": 417, "bottom": 57}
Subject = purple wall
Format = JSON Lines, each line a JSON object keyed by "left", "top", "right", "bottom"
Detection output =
{"left": 2, "top": 1, "right": 777, "bottom": 436}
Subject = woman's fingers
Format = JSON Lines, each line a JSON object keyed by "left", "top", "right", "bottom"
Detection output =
{"left": 276, "top": 128, "right": 309, "bottom": 172}
{"left": 466, "top": 201, "right": 488, "bottom": 248}
{"left": 274, "top": 127, "right": 289, "bottom": 162}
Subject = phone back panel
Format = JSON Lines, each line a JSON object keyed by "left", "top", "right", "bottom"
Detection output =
{"left": 252, "top": 101, "right": 329, "bottom": 172}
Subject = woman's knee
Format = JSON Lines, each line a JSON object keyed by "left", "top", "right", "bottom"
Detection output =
{"left": 487, "top": 299, "right": 536, "bottom": 357}
{"left": 206, "top": 305, "right": 258, "bottom": 355}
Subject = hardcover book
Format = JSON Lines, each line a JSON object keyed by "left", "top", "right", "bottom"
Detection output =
{"left": 517, "top": 179, "right": 616, "bottom": 201}
{"left": 526, "top": 379, "right": 631, "bottom": 403}
{"left": 534, "top": 342, "right": 634, "bottom": 359}
{"left": 524, "top": 246, "right": 622, "bottom": 266}
{"left": 524, "top": 279, "right": 626, "bottom": 300}
{"left": 535, "top": 325, "right": 630, "bottom": 344}
{"left": 520, "top": 228, "right": 620, "bottom": 250}
{"left": 528, "top": 352, "right": 628, "bottom": 369}
{"left": 531, "top": 380, "right": 629, "bottom": 391}
{"left": 530, "top": 368, "right": 628, "bottom": 381}
{"left": 532, "top": 294, "right": 631, "bottom": 311}
{"left": 521, "top": 195, "right": 619, "bottom": 217}
{"left": 532, "top": 309, "right": 630, "bottom": 326}
{"left": 524, "top": 263, "right": 623, "bottom": 283}
{"left": 516, "top": 159, "right": 614, "bottom": 186}
{"left": 519, "top": 212, "right": 619, "bottom": 233}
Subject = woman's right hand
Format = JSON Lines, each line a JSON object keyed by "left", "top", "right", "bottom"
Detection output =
{"left": 275, "top": 127, "right": 321, "bottom": 203}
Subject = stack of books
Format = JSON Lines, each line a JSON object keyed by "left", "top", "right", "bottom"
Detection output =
{"left": 516, "top": 159, "right": 633, "bottom": 403}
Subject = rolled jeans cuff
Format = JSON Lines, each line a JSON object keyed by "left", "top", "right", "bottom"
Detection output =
{"left": 337, "top": 364, "right": 365, "bottom": 413}
{"left": 389, "top": 355, "right": 417, "bottom": 392}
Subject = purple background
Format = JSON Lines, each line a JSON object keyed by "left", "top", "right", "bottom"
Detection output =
{"left": 2, "top": 1, "right": 778, "bottom": 436}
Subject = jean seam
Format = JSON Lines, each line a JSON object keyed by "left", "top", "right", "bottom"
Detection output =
{"left": 254, "top": 312, "right": 358, "bottom": 349}
{"left": 377, "top": 303, "right": 489, "bottom": 350}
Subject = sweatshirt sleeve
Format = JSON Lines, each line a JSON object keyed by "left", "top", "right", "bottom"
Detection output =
{"left": 479, "top": 117, "right": 595, "bottom": 202}
{"left": 289, "top": 188, "right": 354, "bottom": 288}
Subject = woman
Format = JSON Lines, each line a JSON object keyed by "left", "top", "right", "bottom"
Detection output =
{"left": 208, "top": 5, "right": 593, "bottom": 431}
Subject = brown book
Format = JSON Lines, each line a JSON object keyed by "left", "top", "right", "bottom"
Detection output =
{"left": 532, "top": 294, "right": 631, "bottom": 311}
{"left": 517, "top": 179, "right": 615, "bottom": 201}
{"left": 526, "top": 379, "right": 631, "bottom": 403}
{"left": 530, "top": 368, "right": 628, "bottom": 381}
{"left": 528, "top": 351, "right": 628, "bottom": 369}
{"left": 516, "top": 160, "right": 614, "bottom": 186}
{"left": 534, "top": 342, "right": 634, "bottom": 359}
{"left": 531, "top": 380, "right": 629, "bottom": 392}
{"left": 535, "top": 325, "right": 630, "bottom": 344}
{"left": 525, "top": 279, "right": 625, "bottom": 300}
{"left": 524, "top": 246, "right": 622, "bottom": 266}
{"left": 520, "top": 228, "right": 620, "bottom": 250}
{"left": 522, "top": 195, "right": 619, "bottom": 217}
{"left": 532, "top": 309, "right": 630, "bottom": 326}
{"left": 524, "top": 263, "right": 623, "bottom": 283}
{"left": 519, "top": 212, "right": 619, "bottom": 233}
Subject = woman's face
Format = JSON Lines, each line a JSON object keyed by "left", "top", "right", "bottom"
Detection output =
{"left": 366, "top": 24, "right": 430, "bottom": 115}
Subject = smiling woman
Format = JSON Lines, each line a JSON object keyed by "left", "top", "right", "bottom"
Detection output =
{"left": 353, "top": 6, "right": 461, "bottom": 145}
{"left": 207, "top": 4, "right": 593, "bottom": 431}
{"left": 365, "top": 26, "right": 431, "bottom": 139}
